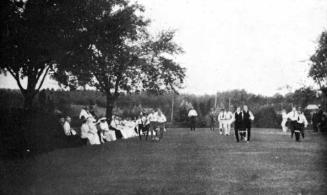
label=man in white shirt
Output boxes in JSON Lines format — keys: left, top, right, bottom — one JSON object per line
{"left": 296, "top": 107, "right": 308, "bottom": 139}
{"left": 136, "top": 112, "right": 151, "bottom": 140}
{"left": 155, "top": 109, "right": 167, "bottom": 141}
{"left": 146, "top": 110, "right": 155, "bottom": 139}
{"left": 218, "top": 108, "right": 234, "bottom": 136}
{"left": 188, "top": 108, "right": 198, "bottom": 131}
{"left": 287, "top": 106, "right": 299, "bottom": 138}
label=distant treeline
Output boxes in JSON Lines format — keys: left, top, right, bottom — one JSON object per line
{"left": 0, "top": 87, "right": 320, "bottom": 128}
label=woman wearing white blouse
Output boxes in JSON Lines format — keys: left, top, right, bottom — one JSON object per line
{"left": 281, "top": 109, "right": 288, "bottom": 133}
{"left": 80, "top": 117, "right": 101, "bottom": 145}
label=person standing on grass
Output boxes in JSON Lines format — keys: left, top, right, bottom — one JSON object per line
{"left": 225, "top": 108, "right": 234, "bottom": 136}
{"left": 242, "top": 105, "right": 254, "bottom": 142}
{"left": 233, "top": 106, "right": 243, "bottom": 142}
{"left": 209, "top": 108, "right": 216, "bottom": 131}
{"left": 217, "top": 108, "right": 225, "bottom": 134}
{"left": 312, "top": 110, "right": 319, "bottom": 132}
{"left": 287, "top": 106, "right": 299, "bottom": 138}
{"left": 155, "top": 108, "right": 167, "bottom": 141}
{"left": 188, "top": 107, "right": 198, "bottom": 131}
{"left": 218, "top": 108, "right": 233, "bottom": 135}
{"left": 147, "top": 109, "right": 158, "bottom": 139}
{"left": 281, "top": 109, "right": 288, "bottom": 133}
{"left": 316, "top": 107, "right": 324, "bottom": 132}
{"left": 296, "top": 107, "right": 308, "bottom": 139}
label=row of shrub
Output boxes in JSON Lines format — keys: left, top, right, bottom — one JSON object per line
{"left": 0, "top": 89, "right": 316, "bottom": 129}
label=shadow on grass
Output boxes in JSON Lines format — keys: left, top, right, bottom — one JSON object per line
{"left": 0, "top": 108, "right": 86, "bottom": 160}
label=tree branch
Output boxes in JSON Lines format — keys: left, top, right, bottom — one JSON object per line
{"left": 36, "top": 66, "right": 50, "bottom": 92}
{"left": 7, "top": 67, "right": 26, "bottom": 94}
{"left": 114, "top": 75, "right": 121, "bottom": 98}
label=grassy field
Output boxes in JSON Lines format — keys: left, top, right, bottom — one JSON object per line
{"left": 1, "top": 128, "right": 327, "bottom": 195}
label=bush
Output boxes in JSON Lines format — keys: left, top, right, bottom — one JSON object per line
{"left": 253, "top": 106, "right": 280, "bottom": 128}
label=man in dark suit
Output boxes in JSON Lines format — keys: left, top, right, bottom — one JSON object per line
{"left": 234, "top": 106, "right": 243, "bottom": 142}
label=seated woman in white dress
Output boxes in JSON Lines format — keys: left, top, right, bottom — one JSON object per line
{"left": 79, "top": 107, "right": 96, "bottom": 122}
{"left": 109, "top": 115, "right": 123, "bottom": 139}
{"left": 119, "top": 119, "right": 138, "bottom": 139}
{"left": 80, "top": 117, "right": 101, "bottom": 145}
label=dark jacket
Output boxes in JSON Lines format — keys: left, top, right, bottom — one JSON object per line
{"left": 234, "top": 112, "right": 245, "bottom": 130}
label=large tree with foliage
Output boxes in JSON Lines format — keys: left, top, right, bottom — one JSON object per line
{"left": 0, "top": 0, "right": 63, "bottom": 109}
{"left": 54, "top": 0, "right": 185, "bottom": 123}
{"left": 309, "top": 31, "right": 327, "bottom": 106}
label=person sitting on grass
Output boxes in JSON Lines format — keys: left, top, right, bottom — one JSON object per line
{"left": 108, "top": 115, "right": 124, "bottom": 140}
{"left": 79, "top": 106, "right": 96, "bottom": 122}
{"left": 63, "top": 116, "right": 77, "bottom": 136}
{"left": 136, "top": 112, "right": 151, "bottom": 140}
{"left": 80, "top": 117, "right": 101, "bottom": 145}
{"left": 97, "top": 117, "right": 116, "bottom": 143}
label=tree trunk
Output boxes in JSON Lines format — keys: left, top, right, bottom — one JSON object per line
{"left": 106, "top": 94, "right": 116, "bottom": 125}
{"left": 322, "top": 88, "right": 327, "bottom": 110}
{"left": 23, "top": 90, "right": 36, "bottom": 110}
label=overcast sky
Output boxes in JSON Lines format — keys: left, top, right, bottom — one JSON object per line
{"left": 1, "top": 0, "right": 327, "bottom": 96}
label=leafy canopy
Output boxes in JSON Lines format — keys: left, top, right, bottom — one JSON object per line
{"left": 54, "top": 0, "right": 185, "bottom": 97}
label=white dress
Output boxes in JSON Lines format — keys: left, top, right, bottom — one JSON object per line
{"left": 80, "top": 121, "right": 100, "bottom": 145}
{"left": 99, "top": 121, "right": 116, "bottom": 142}
{"left": 115, "top": 120, "right": 138, "bottom": 139}
{"left": 281, "top": 112, "right": 288, "bottom": 132}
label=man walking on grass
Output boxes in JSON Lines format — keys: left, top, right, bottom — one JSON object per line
{"left": 209, "top": 108, "right": 216, "bottom": 131}
{"left": 188, "top": 107, "right": 198, "bottom": 131}
{"left": 242, "top": 105, "right": 254, "bottom": 142}
{"left": 287, "top": 106, "right": 299, "bottom": 139}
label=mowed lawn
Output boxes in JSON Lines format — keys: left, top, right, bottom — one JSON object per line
{"left": 1, "top": 128, "right": 327, "bottom": 195}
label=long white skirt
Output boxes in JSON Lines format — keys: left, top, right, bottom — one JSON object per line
{"left": 86, "top": 133, "right": 101, "bottom": 145}
{"left": 281, "top": 120, "right": 288, "bottom": 132}
{"left": 117, "top": 125, "right": 138, "bottom": 139}
{"left": 102, "top": 130, "right": 116, "bottom": 142}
